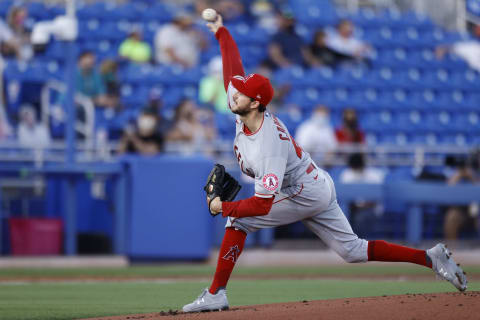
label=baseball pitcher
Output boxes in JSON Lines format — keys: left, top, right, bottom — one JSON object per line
{"left": 183, "top": 13, "right": 467, "bottom": 313}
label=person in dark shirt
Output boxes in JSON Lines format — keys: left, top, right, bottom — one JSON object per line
{"left": 417, "top": 154, "right": 479, "bottom": 240}
{"left": 304, "top": 30, "right": 346, "bottom": 67}
{"left": 76, "top": 51, "right": 108, "bottom": 107}
{"left": 265, "top": 11, "right": 308, "bottom": 70}
{"left": 335, "top": 108, "right": 365, "bottom": 144}
{"left": 117, "top": 109, "right": 164, "bottom": 155}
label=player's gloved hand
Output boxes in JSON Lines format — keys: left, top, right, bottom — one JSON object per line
{"left": 204, "top": 164, "right": 241, "bottom": 216}
{"left": 206, "top": 14, "right": 223, "bottom": 34}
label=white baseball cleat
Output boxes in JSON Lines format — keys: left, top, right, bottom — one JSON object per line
{"left": 427, "top": 243, "right": 467, "bottom": 292}
{"left": 182, "top": 288, "right": 229, "bottom": 313}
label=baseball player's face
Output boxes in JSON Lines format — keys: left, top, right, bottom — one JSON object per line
{"left": 231, "top": 91, "right": 255, "bottom": 116}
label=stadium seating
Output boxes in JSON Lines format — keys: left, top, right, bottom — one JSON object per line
{"left": 1, "top": 0, "right": 478, "bottom": 150}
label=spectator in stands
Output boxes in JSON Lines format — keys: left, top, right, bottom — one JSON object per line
{"left": 199, "top": 56, "right": 228, "bottom": 113}
{"left": 0, "top": 6, "right": 33, "bottom": 61}
{"left": 117, "top": 109, "right": 164, "bottom": 155}
{"left": 250, "top": 0, "right": 278, "bottom": 33}
{"left": 76, "top": 51, "right": 108, "bottom": 107}
{"left": 154, "top": 12, "right": 206, "bottom": 68}
{"left": 435, "top": 23, "right": 480, "bottom": 72}
{"left": 295, "top": 105, "right": 337, "bottom": 162}
{"left": 417, "top": 154, "right": 479, "bottom": 240}
{"left": 99, "top": 59, "right": 121, "bottom": 110}
{"left": 118, "top": 29, "right": 151, "bottom": 64}
{"left": 264, "top": 11, "right": 308, "bottom": 70}
{"left": 304, "top": 30, "right": 344, "bottom": 68}
{"left": 326, "top": 19, "right": 372, "bottom": 64}
{"left": 335, "top": 108, "right": 365, "bottom": 144}
{"left": 166, "top": 99, "right": 216, "bottom": 155}
{"left": 17, "top": 105, "right": 51, "bottom": 148}
{"left": 144, "top": 88, "right": 172, "bottom": 136}
{"left": 443, "top": 155, "right": 479, "bottom": 240}
{"left": 339, "top": 152, "right": 385, "bottom": 237}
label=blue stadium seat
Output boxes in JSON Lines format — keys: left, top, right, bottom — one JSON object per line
{"left": 348, "top": 88, "right": 379, "bottom": 110}
{"left": 409, "top": 89, "right": 438, "bottom": 111}
{"left": 452, "top": 111, "right": 480, "bottom": 133}
{"left": 238, "top": 45, "right": 267, "bottom": 69}
{"left": 450, "top": 70, "right": 480, "bottom": 91}
{"left": 120, "top": 85, "right": 150, "bottom": 108}
{"left": 107, "top": 2, "right": 142, "bottom": 21}
{"left": 374, "top": 48, "right": 408, "bottom": 67}
{"left": 140, "top": 3, "right": 173, "bottom": 22}
{"left": 290, "top": 0, "right": 338, "bottom": 27}
{"left": 467, "top": 0, "right": 480, "bottom": 17}
{"left": 77, "top": 2, "right": 112, "bottom": 20}
{"left": 0, "top": 0, "right": 12, "bottom": 17}
{"left": 26, "top": 2, "right": 51, "bottom": 20}
{"left": 215, "top": 113, "right": 236, "bottom": 139}
{"left": 395, "top": 68, "right": 424, "bottom": 89}
{"left": 376, "top": 89, "right": 410, "bottom": 110}
{"left": 363, "top": 110, "right": 393, "bottom": 132}
{"left": 285, "top": 88, "right": 321, "bottom": 111}
{"left": 423, "top": 111, "right": 452, "bottom": 132}
{"left": 273, "top": 66, "right": 308, "bottom": 88}
{"left": 394, "top": 111, "right": 423, "bottom": 132}
{"left": 438, "top": 133, "right": 469, "bottom": 146}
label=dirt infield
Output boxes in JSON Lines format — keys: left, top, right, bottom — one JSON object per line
{"left": 86, "top": 291, "right": 480, "bottom": 320}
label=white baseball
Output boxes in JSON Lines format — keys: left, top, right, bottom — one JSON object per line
{"left": 202, "top": 8, "right": 217, "bottom": 22}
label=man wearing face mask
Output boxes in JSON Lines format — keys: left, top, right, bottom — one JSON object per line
{"left": 295, "top": 105, "right": 337, "bottom": 161}
{"left": 117, "top": 109, "right": 164, "bottom": 155}
{"left": 335, "top": 108, "right": 365, "bottom": 144}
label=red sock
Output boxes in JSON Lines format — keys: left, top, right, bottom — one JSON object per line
{"left": 368, "top": 240, "right": 432, "bottom": 268}
{"left": 209, "top": 227, "right": 247, "bottom": 294}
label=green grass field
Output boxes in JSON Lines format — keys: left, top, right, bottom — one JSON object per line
{"left": 1, "top": 265, "right": 479, "bottom": 320}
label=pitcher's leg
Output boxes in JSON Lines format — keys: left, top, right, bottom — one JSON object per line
{"left": 209, "top": 227, "right": 247, "bottom": 294}
{"left": 302, "top": 200, "right": 368, "bottom": 263}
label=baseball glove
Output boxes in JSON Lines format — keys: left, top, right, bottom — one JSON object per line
{"left": 204, "top": 164, "right": 241, "bottom": 216}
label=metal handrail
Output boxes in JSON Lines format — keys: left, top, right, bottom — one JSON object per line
{"left": 40, "top": 80, "right": 95, "bottom": 146}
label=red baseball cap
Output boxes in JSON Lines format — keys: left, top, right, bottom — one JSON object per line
{"left": 231, "top": 74, "right": 274, "bottom": 107}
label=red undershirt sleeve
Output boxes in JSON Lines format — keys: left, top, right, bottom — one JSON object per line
{"left": 215, "top": 26, "right": 245, "bottom": 91}
{"left": 222, "top": 196, "right": 274, "bottom": 218}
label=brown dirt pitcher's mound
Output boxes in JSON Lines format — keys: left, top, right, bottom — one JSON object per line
{"left": 85, "top": 291, "right": 480, "bottom": 320}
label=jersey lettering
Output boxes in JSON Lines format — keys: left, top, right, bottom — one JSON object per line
{"left": 234, "top": 145, "right": 255, "bottom": 178}
{"left": 272, "top": 115, "right": 302, "bottom": 159}
{"left": 291, "top": 136, "right": 303, "bottom": 159}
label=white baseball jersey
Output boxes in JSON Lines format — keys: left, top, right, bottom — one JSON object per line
{"left": 227, "top": 82, "right": 316, "bottom": 199}
{"left": 225, "top": 81, "right": 368, "bottom": 263}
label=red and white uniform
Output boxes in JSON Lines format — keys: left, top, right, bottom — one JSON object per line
{"left": 216, "top": 27, "right": 368, "bottom": 263}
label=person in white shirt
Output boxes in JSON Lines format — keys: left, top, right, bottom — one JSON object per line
{"left": 326, "top": 19, "right": 372, "bottom": 61}
{"left": 340, "top": 152, "right": 385, "bottom": 184}
{"left": 295, "top": 104, "right": 337, "bottom": 163}
{"left": 154, "top": 12, "right": 205, "bottom": 68}
{"left": 17, "top": 105, "right": 51, "bottom": 148}
{"left": 436, "top": 23, "right": 480, "bottom": 72}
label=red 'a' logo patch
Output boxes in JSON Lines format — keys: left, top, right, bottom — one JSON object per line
{"left": 222, "top": 245, "right": 240, "bottom": 263}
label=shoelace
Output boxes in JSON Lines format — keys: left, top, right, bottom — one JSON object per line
{"left": 196, "top": 289, "right": 208, "bottom": 300}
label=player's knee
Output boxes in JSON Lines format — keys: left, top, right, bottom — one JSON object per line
{"left": 339, "top": 239, "right": 368, "bottom": 263}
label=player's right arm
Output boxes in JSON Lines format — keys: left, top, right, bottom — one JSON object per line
{"left": 206, "top": 15, "right": 245, "bottom": 91}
